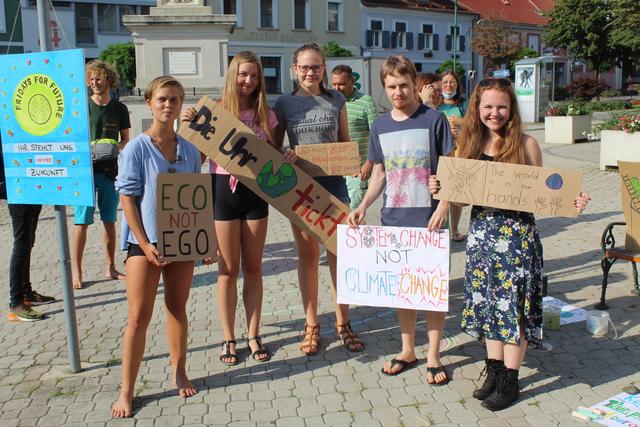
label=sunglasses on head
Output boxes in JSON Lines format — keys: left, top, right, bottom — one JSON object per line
{"left": 478, "top": 78, "right": 512, "bottom": 87}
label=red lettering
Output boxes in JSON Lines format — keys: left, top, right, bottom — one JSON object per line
{"left": 292, "top": 184, "right": 314, "bottom": 211}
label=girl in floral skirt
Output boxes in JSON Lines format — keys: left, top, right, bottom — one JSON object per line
{"left": 430, "top": 78, "right": 590, "bottom": 411}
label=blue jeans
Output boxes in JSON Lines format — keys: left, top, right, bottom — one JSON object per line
{"left": 8, "top": 203, "right": 41, "bottom": 308}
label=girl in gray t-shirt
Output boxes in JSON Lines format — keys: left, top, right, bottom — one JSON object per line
{"left": 274, "top": 43, "right": 364, "bottom": 356}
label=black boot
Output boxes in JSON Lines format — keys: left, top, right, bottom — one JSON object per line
{"left": 473, "top": 359, "right": 505, "bottom": 400}
{"left": 481, "top": 368, "right": 520, "bottom": 411}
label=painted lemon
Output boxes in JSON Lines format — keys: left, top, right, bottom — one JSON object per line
{"left": 13, "top": 74, "right": 64, "bottom": 136}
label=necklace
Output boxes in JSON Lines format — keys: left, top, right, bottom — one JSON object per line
{"left": 149, "top": 135, "right": 180, "bottom": 173}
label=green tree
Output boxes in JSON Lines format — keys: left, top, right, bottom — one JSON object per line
{"left": 322, "top": 41, "right": 353, "bottom": 58}
{"left": 544, "top": 0, "right": 615, "bottom": 80}
{"left": 436, "top": 60, "right": 466, "bottom": 80}
{"left": 100, "top": 42, "right": 136, "bottom": 90}
{"left": 610, "top": 0, "right": 640, "bottom": 75}
{"left": 471, "top": 20, "right": 521, "bottom": 74}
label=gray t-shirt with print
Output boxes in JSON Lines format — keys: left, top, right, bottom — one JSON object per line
{"left": 273, "top": 89, "right": 346, "bottom": 147}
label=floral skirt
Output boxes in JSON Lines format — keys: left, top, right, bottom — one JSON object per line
{"left": 460, "top": 206, "right": 544, "bottom": 349}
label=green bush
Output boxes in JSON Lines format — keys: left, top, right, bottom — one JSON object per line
{"left": 100, "top": 42, "right": 136, "bottom": 90}
{"left": 546, "top": 99, "right": 632, "bottom": 116}
{"left": 601, "top": 89, "right": 621, "bottom": 98}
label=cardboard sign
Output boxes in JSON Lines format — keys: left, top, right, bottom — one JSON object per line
{"left": 0, "top": 49, "right": 94, "bottom": 206}
{"left": 294, "top": 142, "right": 360, "bottom": 177}
{"left": 156, "top": 173, "right": 216, "bottom": 261}
{"left": 618, "top": 161, "right": 640, "bottom": 252}
{"left": 590, "top": 393, "right": 640, "bottom": 426}
{"left": 336, "top": 224, "right": 450, "bottom": 311}
{"left": 434, "top": 157, "right": 583, "bottom": 218}
{"left": 177, "top": 97, "right": 350, "bottom": 255}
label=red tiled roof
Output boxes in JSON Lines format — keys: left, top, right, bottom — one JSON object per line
{"left": 457, "top": 0, "right": 552, "bottom": 26}
{"left": 361, "top": 0, "right": 474, "bottom": 13}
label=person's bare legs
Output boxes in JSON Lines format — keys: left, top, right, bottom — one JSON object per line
{"left": 112, "top": 256, "right": 161, "bottom": 418}
{"left": 382, "top": 309, "right": 418, "bottom": 373}
{"left": 240, "top": 218, "right": 268, "bottom": 358}
{"left": 162, "top": 260, "right": 197, "bottom": 398}
{"left": 104, "top": 222, "right": 125, "bottom": 280}
{"left": 327, "top": 251, "right": 363, "bottom": 351}
{"left": 291, "top": 223, "right": 321, "bottom": 355}
{"left": 215, "top": 219, "right": 241, "bottom": 363}
{"left": 291, "top": 224, "right": 320, "bottom": 326}
{"left": 71, "top": 224, "right": 89, "bottom": 289}
{"left": 502, "top": 330, "right": 527, "bottom": 370}
{"left": 450, "top": 205, "right": 463, "bottom": 240}
{"left": 425, "top": 311, "right": 448, "bottom": 384}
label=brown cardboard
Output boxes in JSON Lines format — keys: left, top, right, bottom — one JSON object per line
{"left": 294, "top": 142, "right": 361, "bottom": 177}
{"left": 177, "top": 96, "right": 351, "bottom": 254}
{"left": 618, "top": 161, "right": 640, "bottom": 252}
{"left": 434, "top": 157, "right": 583, "bottom": 218}
{"left": 156, "top": 173, "right": 217, "bottom": 261}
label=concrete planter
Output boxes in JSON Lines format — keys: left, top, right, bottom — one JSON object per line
{"left": 600, "top": 130, "right": 640, "bottom": 170}
{"left": 545, "top": 115, "right": 591, "bottom": 144}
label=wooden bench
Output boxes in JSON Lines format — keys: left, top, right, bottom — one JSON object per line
{"left": 595, "top": 222, "right": 640, "bottom": 310}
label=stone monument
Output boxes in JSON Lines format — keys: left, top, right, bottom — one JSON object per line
{"left": 121, "top": 0, "right": 235, "bottom": 134}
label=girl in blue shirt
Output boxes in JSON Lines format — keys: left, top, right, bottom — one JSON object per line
{"left": 112, "top": 76, "right": 212, "bottom": 418}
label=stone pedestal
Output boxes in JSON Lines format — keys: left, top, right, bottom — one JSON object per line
{"left": 121, "top": 1, "right": 235, "bottom": 135}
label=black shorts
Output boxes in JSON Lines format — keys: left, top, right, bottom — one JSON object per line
{"left": 213, "top": 174, "right": 269, "bottom": 221}
{"left": 125, "top": 242, "right": 156, "bottom": 263}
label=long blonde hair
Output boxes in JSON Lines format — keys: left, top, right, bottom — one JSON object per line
{"left": 221, "top": 51, "right": 274, "bottom": 145}
{"left": 457, "top": 78, "right": 526, "bottom": 165}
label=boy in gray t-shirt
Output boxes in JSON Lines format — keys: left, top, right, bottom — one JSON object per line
{"left": 347, "top": 56, "right": 452, "bottom": 384}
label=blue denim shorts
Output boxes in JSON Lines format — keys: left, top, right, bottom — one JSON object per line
{"left": 315, "top": 176, "right": 350, "bottom": 205}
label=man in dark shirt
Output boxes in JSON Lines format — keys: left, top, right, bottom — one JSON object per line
{"left": 72, "top": 60, "right": 130, "bottom": 289}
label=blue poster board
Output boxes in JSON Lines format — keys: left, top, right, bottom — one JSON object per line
{"left": 0, "top": 49, "right": 94, "bottom": 206}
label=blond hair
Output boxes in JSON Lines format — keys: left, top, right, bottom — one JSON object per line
{"left": 221, "top": 51, "right": 274, "bottom": 145}
{"left": 380, "top": 55, "right": 417, "bottom": 86}
{"left": 144, "top": 76, "right": 185, "bottom": 102}
{"left": 457, "top": 79, "right": 526, "bottom": 165}
{"left": 86, "top": 60, "right": 119, "bottom": 90}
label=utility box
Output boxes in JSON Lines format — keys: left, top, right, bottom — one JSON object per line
{"left": 515, "top": 56, "right": 569, "bottom": 122}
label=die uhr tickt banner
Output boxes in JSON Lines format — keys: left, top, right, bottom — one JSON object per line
{"left": 0, "top": 49, "right": 94, "bottom": 206}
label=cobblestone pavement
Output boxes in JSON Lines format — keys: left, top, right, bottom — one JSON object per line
{"left": 1, "top": 128, "right": 639, "bottom": 426}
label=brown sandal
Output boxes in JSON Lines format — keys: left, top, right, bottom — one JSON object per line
{"left": 337, "top": 321, "right": 365, "bottom": 352}
{"left": 300, "top": 323, "right": 321, "bottom": 356}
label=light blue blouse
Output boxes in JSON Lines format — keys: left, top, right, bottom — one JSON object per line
{"left": 115, "top": 133, "right": 201, "bottom": 250}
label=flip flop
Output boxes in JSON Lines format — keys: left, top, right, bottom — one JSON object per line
{"left": 452, "top": 233, "right": 465, "bottom": 242}
{"left": 426, "top": 365, "right": 450, "bottom": 386}
{"left": 381, "top": 358, "right": 418, "bottom": 376}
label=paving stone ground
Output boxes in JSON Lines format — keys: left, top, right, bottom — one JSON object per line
{"left": 1, "top": 127, "right": 639, "bottom": 426}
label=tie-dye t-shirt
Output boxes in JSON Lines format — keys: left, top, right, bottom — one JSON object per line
{"left": 368, "top": 103, "right": 453, "bottom": 227}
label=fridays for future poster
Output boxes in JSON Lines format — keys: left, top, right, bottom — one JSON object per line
{"left": 0, "top": 49, "right": 94, "bottom": 206}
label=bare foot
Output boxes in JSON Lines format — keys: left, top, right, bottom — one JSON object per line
{"left": 72, "top": 270, "right": 83, "bottom": 290}
{"left": 111, "top": 392, "right": 133, "bottom": 418}
{"left": 173, "top": 372, "right": 197, "bottom": 398}
{"left": 107, "top": 264, "right": 126, "bottom": 281}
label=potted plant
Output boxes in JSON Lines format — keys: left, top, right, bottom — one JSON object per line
{"left": 597, "top": 113, "right": 640, "bottom": 170}
{"left": 545, "top": 102, "right": 591, "bottom": 144}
